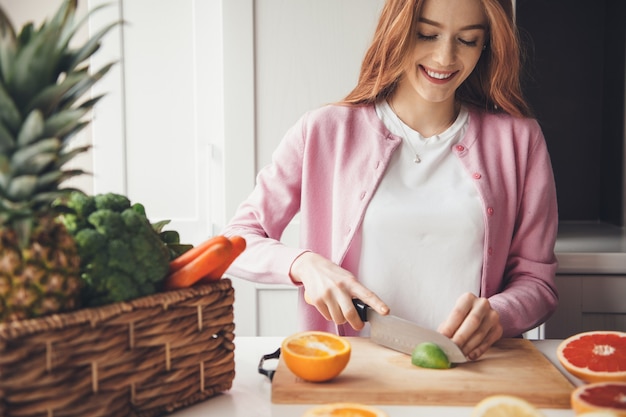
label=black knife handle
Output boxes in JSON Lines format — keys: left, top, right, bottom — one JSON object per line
{"left": 352, "top": 298, "right": 369, "bottom": 322}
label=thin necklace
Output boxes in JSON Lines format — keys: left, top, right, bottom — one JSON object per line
{"left": 398, "top": 121, "right": 422, "bottom": 164}
{"left": 388, "top": 101, "right": 425, "bottom": 163}
{"left": 388, "top": 100, "right": 459, "bottom": 164}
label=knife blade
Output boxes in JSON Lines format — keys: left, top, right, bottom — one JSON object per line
{"left": 352, "top": 298, "right": 467, "bottom": 363}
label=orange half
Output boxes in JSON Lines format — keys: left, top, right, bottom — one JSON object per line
{"left": 301, "top": 403, "right": 388, "bottom": 417}
{"left": 281, "top": 331, "right": 351, "bottom": 382}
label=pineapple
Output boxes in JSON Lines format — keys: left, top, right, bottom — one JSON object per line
{"left": 0, "top": 0, "right": 116, "bottom": 322}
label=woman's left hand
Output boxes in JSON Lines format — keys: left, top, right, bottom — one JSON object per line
{"left": 437, "top": 293, "right": 503, "bottom": 361}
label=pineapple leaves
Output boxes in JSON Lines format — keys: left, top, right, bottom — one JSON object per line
{"left": 16, "top": 109, "right": 44, "bottom": 147}
{"left": 78, "top": 94, "right": 106, "bottom": 112}
{"left": 10, "top": 22, "right": 67, "bottom": 110}
{"left": 0, "top": 0, "right": 117, "bottom": 228}
{"left": 0, "top": 153, "right": 8, "bottom": 189}
{"left": 0, "top": 6, "right": 16, "bottom": 40}
{"left": 59, "top": 62, "right": 115, "bottom": 111}
{"left": 64, "top": 21, "right": 119, "bottom": 74}
{"left": 58, "top": 121, "right": 90, "bottom": 145}
{"left": 23, "top": 69, "right": 88, "bottom": 116}
{"left": 24, "top": 63, "right": 112, "bottom": 118}
{"left": 0, "top": 119, "right": 15, "bottom": 153}
{"left": 0, "top": 5, "right": 17, "bottom": 86}
{"left": 0, "top": 80, "right": 21, "bottom": 133}
{"left": 14, "top": 154, "right": 57, "bottom": 176}
{"left": 5, "top": 0, "right": 79, "bottom": 110}
{"left": 7, "top": 216, "right": 33, "bottom": 248}
{"left": 37, "top": 169, "right": 86, "bottom": 192}
{"left": 57, "top": 2, "right": 113, "bottom": 73}
{"left": 6, "top": 175, "right": 37, "bottom": 200}
{"left": 56, "top": 145, "right": 91, "bottom": 169}
{"left": 43, "top": 108, "right": 88, "bottom": 139}
{"left": 3, "top": 0, "right": 118, "bottom": 118}
{"left": 11, "top": 137, "right": 61, "bottom": 174}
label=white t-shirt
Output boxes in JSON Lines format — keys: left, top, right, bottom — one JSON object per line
{"left": 357, "top": 101, "right": 484, "bottom": 332}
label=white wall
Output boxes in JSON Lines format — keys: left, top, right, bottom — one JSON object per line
{"left": 254, "top": 1, "right": 383, "bottom": 170}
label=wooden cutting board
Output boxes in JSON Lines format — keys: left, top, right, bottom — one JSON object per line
{"left": 271, "top": 337, "right": 574, "bottom": 408}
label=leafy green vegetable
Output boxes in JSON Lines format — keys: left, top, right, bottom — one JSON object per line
{"left": 59, "top": 192, "right": 172, "bottom": 306}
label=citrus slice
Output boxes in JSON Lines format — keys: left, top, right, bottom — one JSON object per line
{"left": 471, "top": 395, "right": 546, "bottom": 417}
{"left": 571, "top": 382, "right": 626, "bottom": 416}
{"left": 556, "top": 331, "right": 626, "bottom": 383}
{"left": 301, "top": 402, "right": 388, "bottom": 417}
{"left": 281, "top": 331, "right": 351, "bottom": 382}
{"left": 411, "top": 342, "right": 451, "bottom": 369}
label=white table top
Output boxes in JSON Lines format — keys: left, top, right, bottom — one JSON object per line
{"left": 170, "top": 337, "right": 583, "bottom": 417}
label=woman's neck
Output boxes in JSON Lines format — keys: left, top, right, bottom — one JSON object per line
{"left": 388, "top": 93, "right": 460, "bottom": 138}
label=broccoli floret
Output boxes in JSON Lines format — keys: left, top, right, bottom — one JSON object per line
{"left": 87, "top": 209, "right": 125, "bottom": 237}
{"left": 68, "top": 192, "right": 97, "bottom": 218}
{"left": 60, "top": 192, "right": 172, "bottom": 307}
{"left": 107, "top": 239, "right": 135, "bottom": 275}
{"left": 131, "top": 202, "right": 146, "bottom": 217}
{"left": 74, "top": 228, "right": 107, "bottom": 258}
{"left": 60, "top": 192, "right": 97, "bottom": 233}
{"left": 94, "top": 193, "right": 131, "bottom": 212}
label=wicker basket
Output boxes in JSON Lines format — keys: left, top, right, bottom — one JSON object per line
{"left": 0, "top": 278, "right": 235, "bottom": 417}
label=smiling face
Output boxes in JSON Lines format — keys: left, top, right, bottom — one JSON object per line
{"left": 397, "top": 0, "right": 488, "bottom": 108}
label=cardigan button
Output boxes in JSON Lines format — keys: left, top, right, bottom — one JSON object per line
{"left": 487, "top": 207, "right": 494, "bottom": 215}
{"left": 473, "top": 172, "right": 482, "bottom": 179}
{"left": 488, "top": 247, "right": 493, "bottom": 255}
{"left": 455, "top": 145, "right": 465, "bottom": 152}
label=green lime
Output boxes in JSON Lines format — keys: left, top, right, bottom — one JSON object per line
{"left": 411, "top": 342, "right": 451, "bottom": 369}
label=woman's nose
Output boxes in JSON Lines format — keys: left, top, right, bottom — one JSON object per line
{"left": 432, "top": 40, "right": 456, "bottom": 66}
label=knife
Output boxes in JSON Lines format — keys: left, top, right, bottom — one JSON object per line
{"left": 352, "top": 298, "right": 468, "bottom": 363}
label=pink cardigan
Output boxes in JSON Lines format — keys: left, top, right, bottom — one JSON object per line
{"left": 222, "top": 104, "right": 559, "bottom": 338}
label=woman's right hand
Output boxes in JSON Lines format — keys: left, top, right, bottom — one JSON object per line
{"left": 289, "top": 251, "right": 389, "bottom": 330}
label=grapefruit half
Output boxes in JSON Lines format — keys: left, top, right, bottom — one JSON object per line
{"left": 556, "top": 331, "right": 626, "bottom": 383}
{"left": 571, "top": 381, "right": 626, "bottom": 416}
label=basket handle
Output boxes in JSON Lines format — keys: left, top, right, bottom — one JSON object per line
{"left": 257, "top": 347, "right": 281, "bottom": 382}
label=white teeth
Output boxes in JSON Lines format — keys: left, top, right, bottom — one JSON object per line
{"left": 425, "top": 69, "right": 452, "bottom": 80}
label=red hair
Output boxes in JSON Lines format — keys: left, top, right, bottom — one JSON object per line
{"left": 341, "top": 0, "right": 532, "bottom": 118}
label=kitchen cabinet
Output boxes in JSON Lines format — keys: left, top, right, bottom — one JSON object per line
{"left": 545, "top": 223, "right": 626, "bottom": 339}
{"left": 544, "top": 275, "right": 626, "bottom": 339}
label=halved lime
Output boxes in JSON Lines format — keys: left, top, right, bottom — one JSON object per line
{"left": 411, "top": 342, "right": 451, "bottom": 369}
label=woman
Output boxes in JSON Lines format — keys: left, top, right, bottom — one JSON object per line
{"left": 222, "top": 0, "right": 558, "bottom": 361}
